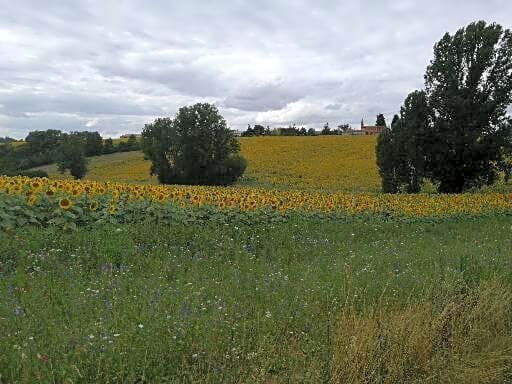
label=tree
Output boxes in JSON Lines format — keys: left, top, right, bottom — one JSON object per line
{"left": 307, "top": 128, "right": 317, "bottom": 136}
{"left": 337, "top": 124, "right": 350, "bottom": 134}
{"left": 142, "top": 103, "right": 246, "bottom": 185}
{"left": 242, "top": 124, "right": 254, "bottom": 137}
{"left": 321, "top": 123, "right": 331, "bottom": 135}
{"left": 82, "top": 131, "right": 103, "bottom": 156}
{"left": 253, "top": 124, "right": 265, "bottom": 136}
{"left": 376, "top": 114, "right": 387, "bottom": 127}
{"left": 376, "top": 126, "right": 397, "bottom": 193}
{"left": 126, "top": 134, "right": 139, "bottom": 150}
{"left": 377, "top": 92, "right": 432, "bottom": 193}
{"left": 25, "top": 130, "right": 63, "bottom": 153}
{"left": 394, "top": 91, "right": 431, "bottom": 193}
{"left": 54, "top": 133, "right": 88, "bottom": 179}
{"left": 425, "top": 20, "right": 512, "bottom": 193}
{"left": 103, "top": 138, "right": 115, "bottom": 154}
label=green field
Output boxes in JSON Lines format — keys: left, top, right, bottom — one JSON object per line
{"left": 4, "top": 136, "right": 512, "bottom": 383}
{"left": 2, "top": 215, "right": 512, "bottom": 383}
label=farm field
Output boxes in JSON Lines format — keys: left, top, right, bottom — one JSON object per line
{"left": 33, "top": 136, "right": 382, "bottom": 192}
{"left": 30, "top": 136, "right": 512, "bottom": 193}
{"left": 2, "top": 215, "right": 512, "bottom": 383}
{"left": 2, "top": 137, "right": 512, "bottom": 382}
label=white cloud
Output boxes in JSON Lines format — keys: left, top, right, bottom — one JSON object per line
{"left": 0, "top": 0, "right": 511, "bottom": 138}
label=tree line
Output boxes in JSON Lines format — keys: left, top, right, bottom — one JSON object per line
{"left": 242, "top": 114, "right": 387, "bottom": 137}
{"left": 377, "top": 20, "right": 512, "bottom": 193}
{"left": 0, "top": 130, "right": 141, "bottom": 179}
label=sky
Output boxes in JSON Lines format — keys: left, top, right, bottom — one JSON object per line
{"left": 0, "top": 0, "right": 511, "bottom": 139}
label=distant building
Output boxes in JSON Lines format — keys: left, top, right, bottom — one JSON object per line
{"left": 231, "top": 129, "right": 241, "bottom": 137}
{"left": 360, "top": 119, "right": 385, "bottom": 135}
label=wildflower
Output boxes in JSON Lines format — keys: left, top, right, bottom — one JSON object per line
{"left": 13, "top": 306, "right": 24, "bottom": 317}
{"left": 137, "top": 323, "right": 144, "bottom": 329}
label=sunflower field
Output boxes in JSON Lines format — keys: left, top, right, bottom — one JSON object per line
{"left": 1, "top": 175, "right": 511, "bottom": 231}
{"left": 32, "top": 136, "right": 382, "bottom": 191}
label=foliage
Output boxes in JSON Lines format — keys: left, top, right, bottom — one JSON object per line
{"left": 242, "top": 124, "right": 269, "bottom": 136}
{"left": 375, "top": 113, "right": 387, "bottom": 127}
{"left": 81, "top": 131, "right": 104, "bottom": 156}
{"left": 425, "top": 20, "right": 512, "bottom": 193}
{"left": 377, "top": 91, "right": 431, "bottom": 193}
{"left": 379, "top": 21, "right": 512, "bottom": 194}
{"left": 376, "top": 127, "right": 397, "bottom": 193}
{"left": 54, "top": 134, "right": 88, "bottom": 179}
{"left": 102, "top": 138, "right": 116, "bottom": 154}
{"left": 142, "top": 103, "right": 246, "bottom": 186}
{"left": 116, "top": 134, "right": 141, "bottom": 152}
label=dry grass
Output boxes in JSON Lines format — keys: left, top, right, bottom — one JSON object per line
{"left": 332, "top": 281, "right": 512, "bottom": 384}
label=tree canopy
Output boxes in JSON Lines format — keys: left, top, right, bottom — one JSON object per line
{"left": 377, "top": 20, "right": 512, "bottom": 194}
{"left": 142, "top": 103, "right": 246, "bottom": 185}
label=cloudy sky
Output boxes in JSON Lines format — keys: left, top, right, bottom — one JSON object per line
{"left": 0, "top": 0, "right": 511, "bottom": 138}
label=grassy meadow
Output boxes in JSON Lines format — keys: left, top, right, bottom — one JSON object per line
{"left": 2, "top": 215, "right": 512, "bottom": 383}
{"left": 2, "top": 136, "right": 512, "bottom": 383}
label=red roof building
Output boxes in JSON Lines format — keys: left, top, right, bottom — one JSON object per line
{"left": 360, "top": 119, "right": 385, "bottom": 135}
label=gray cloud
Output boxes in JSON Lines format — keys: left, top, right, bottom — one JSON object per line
{"left": 0, "top": 0, "right": 511, "bottom": 138}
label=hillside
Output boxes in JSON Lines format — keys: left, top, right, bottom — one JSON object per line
{"left": 33, "top": 136, "right": 381, "bottom": 192}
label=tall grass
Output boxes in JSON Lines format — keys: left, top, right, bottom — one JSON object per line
{"left": 332, "top": 280, "right": 512, "bottom": 383}
{"left": 1, "top": 215, "right": 512, "bottom": 382}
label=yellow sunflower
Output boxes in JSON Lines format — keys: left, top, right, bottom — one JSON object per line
{"left": 59, "top": 198, "right": 73, "bottom": 210}
{"left": 89, "top": 201, "right": 100, "bottom": 212}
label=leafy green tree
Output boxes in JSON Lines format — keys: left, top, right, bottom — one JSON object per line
{"left": 376, "top": 114, "right": 387, "bottom": 127}
{"left": 142, "top": 103, "right": 246, "bottom": 185}
{"left": 307, "top": 128, "right": 317, "bottom": 136}
{"left": 376, "top": 126, "right": 398, "bottom": 193}
{"left": 0, "top": 143, "right": 18, "bottom": 175}
{"left": 321, "top": 123, "right": 331, "bottom": 135}
{"left": 25, "top": 130, "right": 63, "bottom": 153}
{"left": 102, "top": 138, "right": 115, "bottom": 154}
{"left": 394, "top": 91, "right": 431, "bottom": 193}
{"left": 253, "top": 124, "right": 266, "bottom": 136}
{"left": 82, "top": 131, "right": 103, "bottom": 156}
{"left": 126, "top": 134, "right": 139, "bottom": 150}
{"left": 425, "top": 20, "right": 512, "bottom": 192}
{"left": 54, "top": 133, "right": 88, "bottom": 179}
{"left": 377, "top": 92, "right": 431, "bottom": 193}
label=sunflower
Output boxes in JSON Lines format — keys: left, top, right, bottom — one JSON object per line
{"left": 108, "top": 204, "right": 117, "bottom": 215}
{"left": 59, "top": 198, "right": 73, "bottom": 210}
{"left": 89, "top": 201, "right": 100, "bottom": 212}
{"left": 27, "top": 194, "right": 38, "bottom": 206}
{"left": 45, "top": 188, "right": 56, "bottom": 197}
